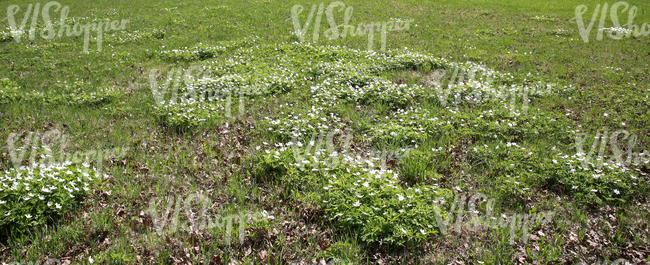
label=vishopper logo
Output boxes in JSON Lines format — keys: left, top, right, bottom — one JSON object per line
{"left": 148, "top": 64, "right": 210, "bottom": 106}
{"left": 5, "top": 128, "right": 128, "bottom": 175}
{"left": 148, "top": 65, "right": 266, "bottom": 120}
{"left": 291, "top": 1, "right": 414, "bottom": 51}
{"left": 289, "top": 129, "right": 411, "bottom": 170}
{"left": 146, "top": 192, "right": 266, "bottom": 245}
{"left": 432, "top": 193, "right": 555, "bottom": 244}
{"left": 575, "top": 129, "right": 649, "bottom": 170}
{"left": 4, "top": 1, "right": 129, "bottom": 53}
{"left": 426, "top": 68, "right": 551, "bottom": 117}
{"left": 574, "top": 1, "right": 650, "bottom": 43}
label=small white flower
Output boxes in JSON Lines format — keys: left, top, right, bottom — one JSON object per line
{"left": 25, "top": 214, "right": 32, "bottom": 219}
{"left": 55, "top": 203, "right": 62, "bottom": 209}
{"left": 420, "top": 229, "right": 426, "bottom": 235}
{"left": 613, "top": 189, "right": 620, "bottom": 195}
{"left": 38, "top": 195, "right": 45, "bottom": 200}
{"left": 0, "top": 200, "right": 5, "bottom": 204}
{"left": 552, "top": 159, "right": 558, "bottom": 164}
{"left": 397, "top": 194, "right": 405, "bottom": 201}
{"left": 5, "top": 212, "right": 10, "bottom": 216}
{"left": 591, "top": 189, "right": 598, "bottom": 193}
{"left": 604, "top": 113, "right": 608, "bottom": 117}
{"left": 353, "top": 201, "right": 361, "bottom": 207}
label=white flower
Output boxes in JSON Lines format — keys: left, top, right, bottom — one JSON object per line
{"left": 353, "top": 201, "right": 361, "bottom": 207}
{"left": 604, "top": 113, "right": 608, "bottom": 117}
{"left": 420, "top": 229, "right": 426, "bottom": 235}
{"left": 613, "top": 189, "right": 620, "bottom": 195}
{"left": 0, "top": 200, "right": 5, "bottom": 204}
{"left": 552, "top": 159, "right": 558, "bottom": 164}
{"left": 55, "top": 203, "right": 62, "bottom": 209}
{"left": 401, "top": 228, "right": 407, "bottom": 234}
{"left": 591, "top": 189, "right": 598, "bottom": 193}
{"left": 38, "top": 195, "right": 45, "bottom": 200}
{"left": 25, "top": 214, "right": 32, "bottom": 219}
{"left": 5, "top": 212, "right": 10, "bottom": 216}
{"left": 397, "top": 194, "right": 405, "bottom": 201}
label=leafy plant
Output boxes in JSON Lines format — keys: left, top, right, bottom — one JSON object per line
{"left": 0, "top": 162, "right": 103, "bottom": 236}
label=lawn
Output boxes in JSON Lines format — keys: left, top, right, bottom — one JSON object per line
{"left": 0, "top": 0, "right": 649, "bottom": 264}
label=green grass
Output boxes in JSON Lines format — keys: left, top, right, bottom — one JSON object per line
{"left": 1, "top": 0, "right": 649, "bottom": 264}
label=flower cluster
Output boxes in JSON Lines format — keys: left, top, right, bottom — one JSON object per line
{"left": 0, "top": 162, "right": 103, "bottom": 234}
{"left": 471, "top": 142, "right": 641, "bottom": 204}
{"left": 261, "top": 105, "right": 345, "bottom": 140}
{"left": 255, "top": 144, "right": 452, "bottom": 246}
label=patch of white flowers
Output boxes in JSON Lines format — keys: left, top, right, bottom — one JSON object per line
{"left": 0, "top": 162, "right": 102, "bottom": 229}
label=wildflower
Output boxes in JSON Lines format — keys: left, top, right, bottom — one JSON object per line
{"left": 614, "top": 189, "right": 620, "bottom": 195}
{"left": 25, "top": 214, "right": 32, "bottom": 219}
{"left": 55, "top": 203, "right": 62, "bottom": 209}
{"left": 397, "top": 194, "right": 405, "bottom": 201}
{"left": 353, "top": 201, "right": 361, "bottom": 207}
